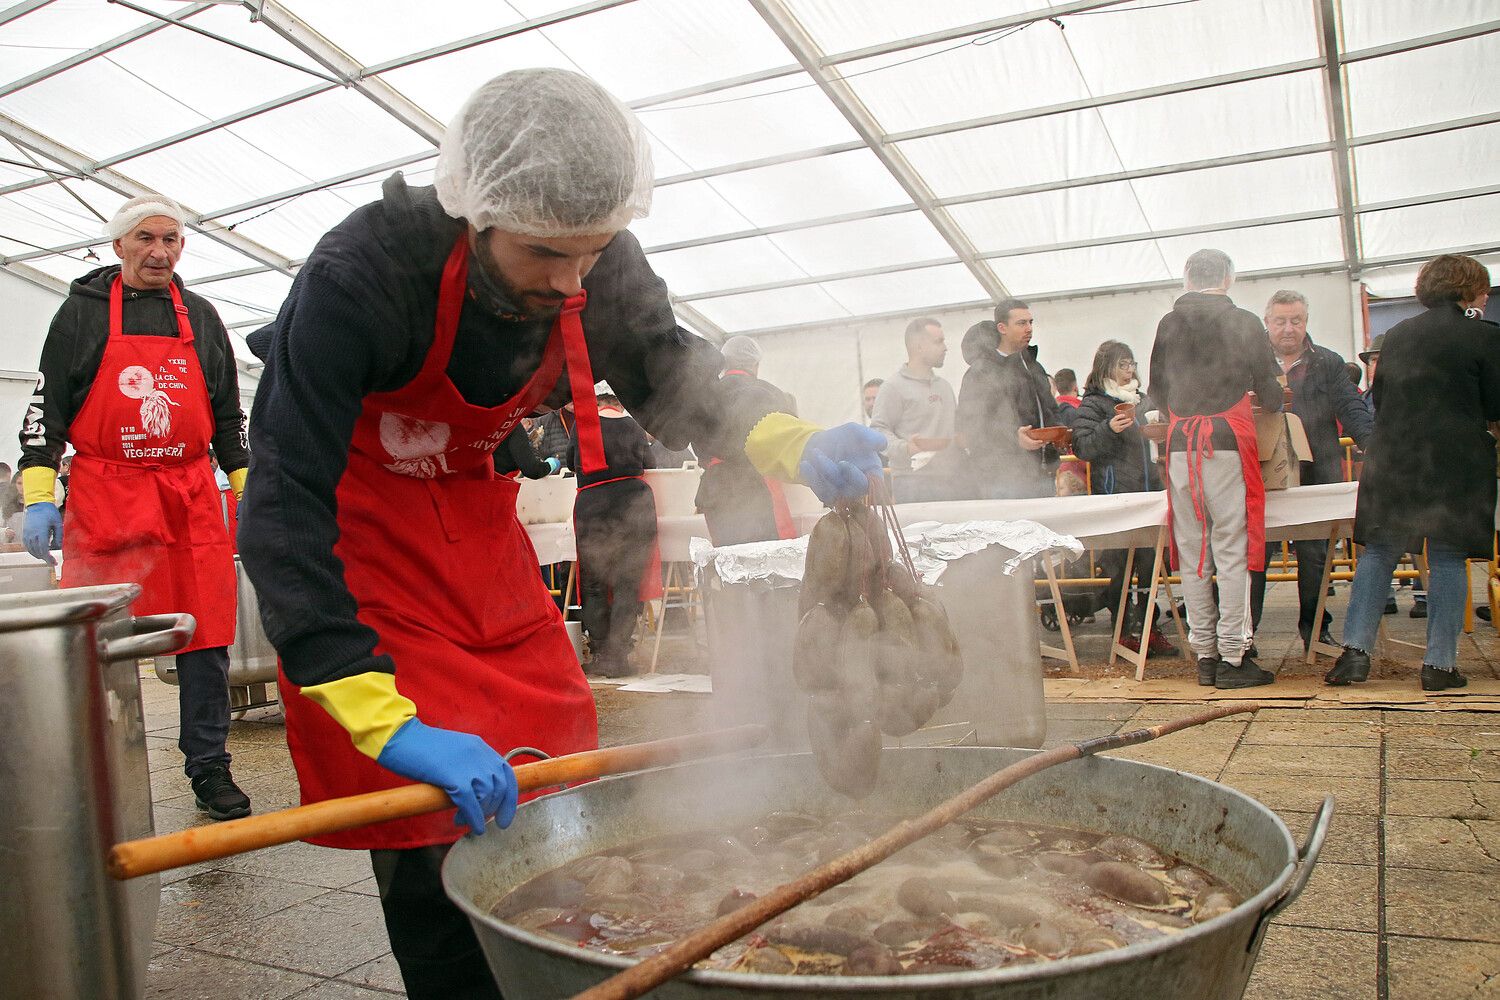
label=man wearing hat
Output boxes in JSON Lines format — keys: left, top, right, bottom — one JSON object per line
{"left": 1359, "top": 334, "right": 1385, "bottom": 390}
{"left": 693, "top": 335, "right": 802, "bottom": 545}
{"left": 19, "top": 195, "right": 251, "bottom": 820}
{"left": 239, "top": 68, "right": 883, "bottom": 997}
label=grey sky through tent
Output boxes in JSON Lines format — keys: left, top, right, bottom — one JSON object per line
{"left": 0, "top": 0, "right": 1497, "bottom": 394}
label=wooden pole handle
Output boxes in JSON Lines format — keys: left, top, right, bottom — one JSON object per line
{"left": 108, "top": 724, "right": 767, "bottom": 880}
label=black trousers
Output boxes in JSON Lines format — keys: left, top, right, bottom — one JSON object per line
{"left": 1249, "top": 539, "right": 1332, "bottom": 640}
{"left": 176, "top": 645, "right": 231, "bottom": 778}
{"left": 1099, "top": 547, "right": 1160, "bottom": 632}
{"left": 574, "top": 481, "right": 657, "bottom": 661}
{"left": 371, "top": 844, "right": 503, "bottom": 1000}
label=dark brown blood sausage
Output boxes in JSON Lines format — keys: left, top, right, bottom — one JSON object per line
{"left": 800, "top": 512, "right": 853, "bottom": 614}
{"left": 792, "top": 604, "right": 842, "bottom": 693}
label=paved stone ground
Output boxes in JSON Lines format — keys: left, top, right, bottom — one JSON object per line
{"left": 139, "top": 579, "right": 1500, "bottom": 999}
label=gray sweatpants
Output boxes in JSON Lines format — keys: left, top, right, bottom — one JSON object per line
{"left": 1168, "top": 451, "right": 1252, "bottom": 665}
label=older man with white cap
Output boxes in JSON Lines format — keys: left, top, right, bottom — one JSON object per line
{"left": 19, "top": 194, "right": 250, "bottom": 819}
{"left": 239, "top": 68, "right": 882, "bottom": 997}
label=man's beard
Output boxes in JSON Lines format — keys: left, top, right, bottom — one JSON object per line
{"left": 469, "top": 237, "right": 566, "bottom": 318}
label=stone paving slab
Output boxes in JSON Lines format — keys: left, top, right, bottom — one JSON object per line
{"left": 1385, "top": 866, "right": 1500, "bottom": 943}
{"left": 1271, "top": 861, "right": 1379, "bottom": 933}
{"left": 145, "top": 947, "right": 320, "bottom": 1000}
{"left": 290, "top": 980, "right": 399, "bottom": 999}
{"left": 1385, "top": 778, "right": 1499, "bottom": 819}
{"left": 1222, "top": 743, "right": 1381, "bottom": 780}
{"left": 1278, "top": 809, "right": 1379, "bottom": 865}
{"left": 338, "top": 953, "right": 405, "bottom": 993}
{"left": 1243, "top": 926, "right": 1378, "bottom": 1000}
{"left": 156, "top": 871, "right": 326, "bottom": 947}
{"left": 1384, "top": 816, "right": 1500, "bottom": 874}
{"left": 1385, "top": 935, "right": 1500, "bottom": 999}
{"left": 1387, "top": 748, "right": 1500, "bottom": 782}
{"left": 1241, "top": 719, "right": 1382, "bottom": 747}
{"left": 193, "top": 890, "right": 391, "bottom": 979}
{"left": 1217, "top": 772, "right": 1380, "bottom": 815}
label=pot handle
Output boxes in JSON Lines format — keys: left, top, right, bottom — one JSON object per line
{"left": 1251, "top": 794, "right": 1334, "bottom": 944}
{"left": 104, "top": 613, "right": 198, "bottom": 662}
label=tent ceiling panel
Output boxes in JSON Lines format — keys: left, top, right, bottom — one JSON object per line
{"left": 0, "top": 55, "right": 210, "bottom": 160}
{"left": 629, "top": 178, "right": 757, "bottom": 248}
{"left": 1094, "top": 70, "right": 1329, "bottom": 170}
{"left": 212, "top": 189, "right": 368, "bottom": 263}
{"left": 948, "top": 182, "right": 1149, "bottom": 255}
{"left": 1345, "top": 33, "right": 1500, "bottom": 138}
{"left": 293, "top": 1, "right": 537, "bottom": 66}
{"left": 1358, "top": 191, "right": 1500, "bottom": 262}
{"left": 190, "top": 268, "right": 294, "bottom": 320}
{"left": 114, "top": 128, "right": 316, "bottom": 212}
{"left": 168, "top": 239, "right": 267, "bottom": 284}
{"left": 15, "top": 250, "right": 96, "bottom": 285}
{"left": 895, "top": 109, "right": 1124, "bottom": 199}
{"left": 0, "top": 0, "right": 186, "bottom": 78}
{"left": 633, "top": 74, "right": 859, "bottom": 172}
{"left": 1155, "top": 217, "right": 1345, "bottom": 275}
{"left": 376, "top": 27, "right": 578, "bottom": 124}
{"left": 782, "top": 0, "right": 1035, "bottom": 55}
{"left": 689, "top": 281, "right": 850, "bottom": 331}
{"left": 835, "top": 26, "right": 1088, "bottom": 136}
{"left": 695, "top": 148, "right": 911, "bottom": 228}
{"left": 1353, "top": 122, "right": 1500, "bottom": 205}
{"left": 1338, "top": 0, "right": 1497, "bottom": 52}
{"left": 765, "top": 211, "right": 953, "bottom": 274}
{"left": 1050, "top": 0, "right": 1317, "bottom": 96}
{"left": 0, "top": 174, "right": 122, "bottom": 245}
{"left": 1127, "top": 152, "right": 1339, "bottom": 230}
{"left": 988, "top": 240, "right": 1170, "bottom": 295}
{"left": 1361, "top": 251, "right": 1500, "bottom": 300}
{"left": 817, "top": 261, "right": 987, "bottom": 315}
{"left": 325, "top": 162, "right": 439, "bottom": 219}
{"left": 646, "top": 236, "right": 808, "bottom": 296}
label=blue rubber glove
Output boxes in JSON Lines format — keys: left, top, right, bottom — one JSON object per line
{"left": 23, "top": 502, "right": 62, "bottom": 566}
{"left": 544, "top": 456, "right": 561, "bottom": 475}
{"left": 799, "top": 423, "right": 886, "bottom": 503}
{"left": 375, "top": 718, "right": 519, "bottom": 836}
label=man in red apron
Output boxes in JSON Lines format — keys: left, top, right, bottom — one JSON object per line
{"left": 238, "top": 68, "right": 884, "bottom": 999}
{"left": 695, "top": 337, "right": 801, "bottom": 545}
{"left": 19, "top": 195, "right": 250, "bottom": 819}
{"left": 1147, "top": 249, "right": 1282, "bottom": 690}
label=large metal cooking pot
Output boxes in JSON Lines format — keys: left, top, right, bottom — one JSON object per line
{"left": 445, "top": 748, "right": 1330, "bottom": 999}
{"left": 0, "top": 584, "right": 196, "bottom": 1000}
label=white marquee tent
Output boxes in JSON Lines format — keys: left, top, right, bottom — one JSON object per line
{"left": 0, "top": 0, "right": 1497, "bottom": 443}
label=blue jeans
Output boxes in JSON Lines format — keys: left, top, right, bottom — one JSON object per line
{"left": 177, "top": 645, "right": 233, "bottom": 777}
{"left": 1342, "top": 538, "right": 1468, "bottom": 669}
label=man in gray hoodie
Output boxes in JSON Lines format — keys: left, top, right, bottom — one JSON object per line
{"left": 870, "top": 316, "right": 957, "bottom": 471}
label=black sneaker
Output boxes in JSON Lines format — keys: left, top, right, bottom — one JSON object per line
{"left": 191, "top": 765, "right": 251, "bottom": 821}
{"left": 1215, "top": 656, "right": 1275, "bottom": 689}
{"left": 1409, "top": 599, "right": 1428, "bottom": 619}
{"left": 1302, "top": 627, "right": 1337, "bottom": 651}
{"left": 1197, "top": 656, "right": 1219, "bottom": 686}
{"left": 1324, "top": 647, "right": 1371, "bottom": 686}
{"left": 1383, "top": 597, "right": 1398, "bottom": 615}
{"left": 1478, "top": 606, "right": 1493, "bottom": 623}
{"left": 1244, "top": 642, "right": 1259, "bottom": 659}
{"left": 1421, "top": 665, "right": 1467, "bottom": 691}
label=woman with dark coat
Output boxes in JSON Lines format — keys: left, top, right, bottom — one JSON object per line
{"left": 1328, "top": 254, "right": 1500, "bottom": 690}
{"left": 1070, "top": 340, "right": 1177, "bottom": 658}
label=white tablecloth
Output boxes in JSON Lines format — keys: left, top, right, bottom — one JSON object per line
{"left": 523, "top": 483, "right": 1363, "bottom": 566}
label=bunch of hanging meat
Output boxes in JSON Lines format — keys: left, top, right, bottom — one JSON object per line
{"left": 793, "top": 498, "right": 963, "bottom": 798}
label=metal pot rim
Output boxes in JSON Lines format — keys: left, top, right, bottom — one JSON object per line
{"left": 445, "top": 748, "right": 1303, "bottom": 992}
{"left": 0, "top": 583, "right": 140, "bottom": 635}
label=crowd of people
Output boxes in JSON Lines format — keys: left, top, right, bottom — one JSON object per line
{"left": 864, "top": 249, "right": 1500, "bottom": 691}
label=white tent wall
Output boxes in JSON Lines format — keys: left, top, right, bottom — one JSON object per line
{"left": 0, "top": 269, "right": 58, "bottom": 469}
{"left": 756, "top": 270, "right": 1358, "bottom": 430}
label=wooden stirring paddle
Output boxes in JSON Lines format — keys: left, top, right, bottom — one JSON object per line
{"left": 109, "top": 724, "right": 767, "bottom": 880}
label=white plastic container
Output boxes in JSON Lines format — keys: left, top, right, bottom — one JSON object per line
{"left": 643, "top": 463, "right": 703, "bottom": 517}
{"left": 516, "top": 474, "right": 577, "bottom": 525}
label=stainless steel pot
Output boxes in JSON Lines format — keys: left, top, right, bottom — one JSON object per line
{"left": 445, "top": 748, "right": 1331, "bottom": 1000}
{"left": 0, "top": 584, "right": 195, "bottom": 1000}
{"left": 155, "top": 556, "right": 278, "bottom": 710}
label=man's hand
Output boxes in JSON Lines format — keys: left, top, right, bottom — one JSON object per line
{"left": 1108, "top": 413, "right": 1133, "bottom": 433}
{"left": 1016, "top": 426, "right": 1046, "bottom": 452}
{"left": 909, "top": 435, "right": 951, "bottom": 453}
{"left": 375, "top": 718, "right": 519, "bottom": 836}
{"left": 800, "top": 423, "right": 886, "bottom": 502}
{"left": 22, "top": 502, "right": 62, "bottom": 565}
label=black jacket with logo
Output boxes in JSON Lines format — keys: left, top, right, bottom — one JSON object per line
{"left": 956, "top": 322, "right": 1061, "bottom": 498}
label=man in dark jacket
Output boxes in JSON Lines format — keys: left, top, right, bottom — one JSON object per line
{"left": 957, "top": 299, "right": 1062, "bottom": 498}
{"left": 1248, "top": 289, "right": 1375, "bottom": 649}
{"left": 1148, "top": 250, "right": 1284, "bottom": 689}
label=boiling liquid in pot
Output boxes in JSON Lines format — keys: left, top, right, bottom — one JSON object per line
{"left": 493, "top": 810, "right": 1240, "bottom": 976}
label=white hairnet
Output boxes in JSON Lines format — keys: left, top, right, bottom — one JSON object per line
{"left": 104, "top": 195, "right": 187, "bottom": 240}
{"left": 435, "top": 69, "right": 654, "bottom": 237}
{"left": 720, "top": 336, "right": 762, "bottom": 372}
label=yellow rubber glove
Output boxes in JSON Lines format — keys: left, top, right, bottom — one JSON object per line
{"left": 226, "top": 467, "right": 247, "bottom": 501}
{"left": 21, "top": 466, "right": 57, "bottom": 507}
{"left": 299, "top": 672, "right": 418, "bottom": 760}
{"left": 743, "top": 412, "right": 819, "bottom": 482}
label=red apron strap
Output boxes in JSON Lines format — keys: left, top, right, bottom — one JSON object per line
{"left": 558, "top": 293, "right": 606, "bottom": 475}
{"left": 577, "top": 474, "right": 639, "bottom": 491}
{"left": 167, "top": 281, "right": 195, "bottom": 344}
{"left": 110, "top": 276, "right": 196, "bottom": 344}
{"left": 764, "top": 476, "right": 796, "bottom": 540}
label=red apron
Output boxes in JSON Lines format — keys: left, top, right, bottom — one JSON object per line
{"left": 279, "top": 235, "right": 601, "bottom": 850}
{"left": 1162, "top": 395, "right": 1266, "bottom": 575}
{"left": 574, "top": 473, "right": 663, "bottom": 601}
{"left": 60, "top": 277, "right": 235, "bottom": 653}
